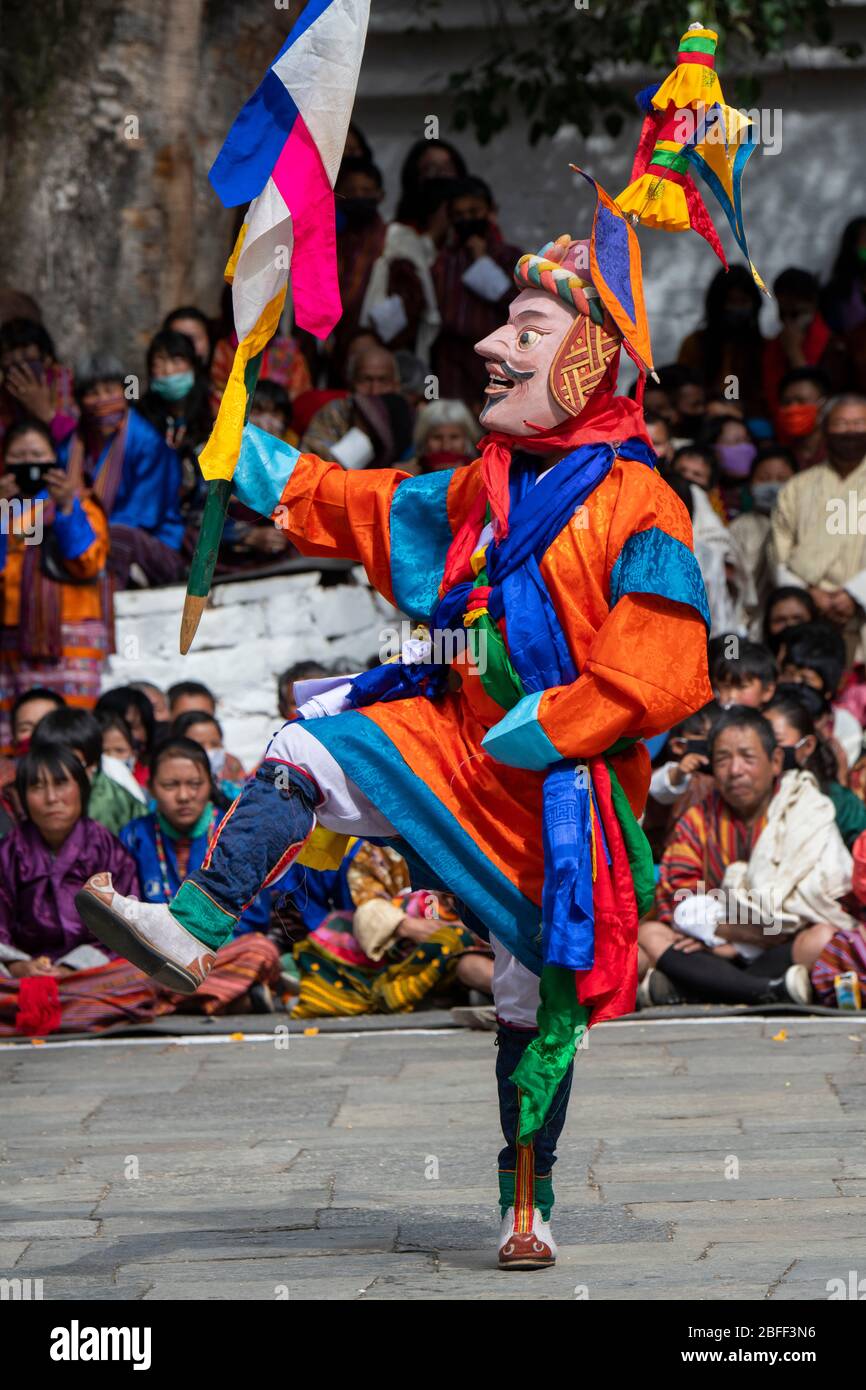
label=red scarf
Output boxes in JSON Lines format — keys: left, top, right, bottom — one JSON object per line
{"left": 443, "top": 382, "right": 651, "bottom": 591}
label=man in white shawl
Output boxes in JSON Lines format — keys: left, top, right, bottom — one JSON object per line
{"left": 638, "top": 706, "right": 853, "bottom": 1007}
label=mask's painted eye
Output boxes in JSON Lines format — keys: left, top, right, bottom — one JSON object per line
{"left": 516, "top": 328, "right": 541, "bottom": 350}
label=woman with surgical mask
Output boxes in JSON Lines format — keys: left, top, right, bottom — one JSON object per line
{"left": 170, "top": 710, "right": 246, "bottom": 801}
{"left": 704, "top": 414, "right": 759, "bottom": 519}
{"left": 730, "top": 448, "right": 796, "bottom": 636}
{"left": 139, "top": 329, "right": 213, "bottom": 453}
{"left": 766, "top": 690, "right": 866, "bottom": 849}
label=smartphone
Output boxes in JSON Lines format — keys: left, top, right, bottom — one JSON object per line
{"left": 9, "top": 462, "right": 53, "bottom": 498}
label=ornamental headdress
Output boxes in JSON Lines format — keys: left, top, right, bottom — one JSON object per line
{"left": 511, "top": 22, "right": 767, "bottom": 413}
{"left": 616, "top": 22, "right": 766, "bottom": 291}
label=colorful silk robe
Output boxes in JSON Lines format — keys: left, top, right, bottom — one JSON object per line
{"left": 233, "top": 424, "right": 712, "bottom": 1019}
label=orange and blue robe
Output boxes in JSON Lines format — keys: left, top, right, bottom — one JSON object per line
{"left": 228, "top": 425, "right": 712, "bottom": 1025}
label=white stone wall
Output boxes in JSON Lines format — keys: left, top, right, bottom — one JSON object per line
{"left": 103, "top": 572, "right": 400, "bottom": 769}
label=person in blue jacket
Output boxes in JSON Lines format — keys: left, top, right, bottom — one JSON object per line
{"left": 120, "top": 736, "right": 275, "bottom": 934}
{"left": 57, "top": 352, "right": 185, "bottom": 589}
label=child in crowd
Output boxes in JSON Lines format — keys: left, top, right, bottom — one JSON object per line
{"left": 249, "top": 379, "right": 295, "bottom": 444}
{"left": 94, "top": 687, "right": 155, "bottom": 787}
{"left": 644, "top": 702, "right": 719, "bottom": 861}
{"left": 765, "top": 687, "right": 866, "bottom": 848}
{"left": 776, "top": 622, "right": 863, "bottom": 772}
{"left": 99, "top": 712, "right": 137, "bottom": 769}
{"left": 711, "top": 639, "right": 777, "bottom": 709}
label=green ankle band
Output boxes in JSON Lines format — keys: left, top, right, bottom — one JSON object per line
{"left": 498, "top": 1169, "right": 515, "bottom": 1217}
{"left": 170, "top": 881, "right": 237, "bottom": 951}
{"left": 535, "top": 1173, "right": 554, "bottom": 1221}
{"left": 498, "top": 1169, "right": 555, "bottom": 1221}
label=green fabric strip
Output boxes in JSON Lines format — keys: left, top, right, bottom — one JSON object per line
{"left": 186, "top": 351, "right": 262, "bottom": 601}
{"left": 170, "top": 880, "right": 236, "bottom": 951}
{"left": 498, "top": 1170, "right": 554, "bottom": 1219}
{"left": 470, "top": 558, "right": 526, "bottom": 712}
{"left": 512, "top": 965, "right": 589, "bottom": 1144}
{"left": 678, "top": 35, "right": 716, "bottom": 54}
{"left": 604, "top": 759, "right": 656, "bottom": 917}
{"left": 472, "top": 609, "right": 526, "bottom": 710}
{"left": 535, "top": 1173, "right": 554, "bottom": 1220}
{"left": 498, "top": 1169, "right": 515, "bottom": 1216}
{"left": 649, "top": 147, "right": 690, "bottom": 175}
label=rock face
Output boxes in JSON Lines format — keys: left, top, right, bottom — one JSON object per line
{"left": 104, "top": 570, "right": 399, "bottom": 769}
{"left": 0, "top": 0, "right": 306, "bottom": 374}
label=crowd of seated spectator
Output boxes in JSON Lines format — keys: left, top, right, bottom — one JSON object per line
{"left": 3, "top": 128, "right": 866, "bottom": 1028}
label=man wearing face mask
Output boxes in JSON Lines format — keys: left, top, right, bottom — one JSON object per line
{"left": 431, "top": 177, "right": 522, "bottom": 409}
{"left": 771, "top": 394, "right": 866, "bottom": 662}
{"left": 774, "top": 366, "right": 830, "bottom": 471}
{"left": 56, "top": 353, "right": 184, "bottom": 590}
{"left": 729, "top": 447, "right": 795, "bottom": 631}
{"left": 332, "top": 157, "right": 425, "bottom": 379}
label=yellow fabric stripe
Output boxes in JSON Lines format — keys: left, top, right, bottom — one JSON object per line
{"left": 199, "top": 285, "right": 287, "bottom": 481}
{"left": 296, "top": 828, "right": 355, "bottom": 872}
{"left": 224, "top": 223, "right": 248, "bottom": 283}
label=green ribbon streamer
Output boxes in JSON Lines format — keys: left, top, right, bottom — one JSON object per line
{"left": 468, "top": 555, "right": 527, "bottom": 712}
{"left": 604, "top": 758, "right": 656, "bottom": 918}
{"left": 512, "top": 966, "right": 589, "bottom": 1144}
{"left": 509, "top": 748, "right": 656, "bottom": 1142}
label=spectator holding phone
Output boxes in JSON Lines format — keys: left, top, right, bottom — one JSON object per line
{"left": 0, "top": 421, "right": 109, "bottom": 753}
{"left": 643, "top": 703, "right": 720, "bottom": 862}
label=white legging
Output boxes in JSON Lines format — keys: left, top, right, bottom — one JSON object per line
{"left": 266, "top": 719, "right": 541, "bottom": 1026}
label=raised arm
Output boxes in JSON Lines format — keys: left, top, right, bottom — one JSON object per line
{"left": 232, "top": 424, "right": 467, "bottom": 611}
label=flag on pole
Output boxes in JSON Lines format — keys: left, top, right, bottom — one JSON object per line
{"left": 200, "top": 0, "right": 372, "bottom": 481}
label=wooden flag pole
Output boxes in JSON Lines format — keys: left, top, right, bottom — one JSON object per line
{"left": 179, "top": 350, "right": 264, "bottom": 654}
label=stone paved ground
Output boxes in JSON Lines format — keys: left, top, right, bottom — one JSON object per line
{"left": 2, "top": 1017, "right": 866, "bottom": 1301}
